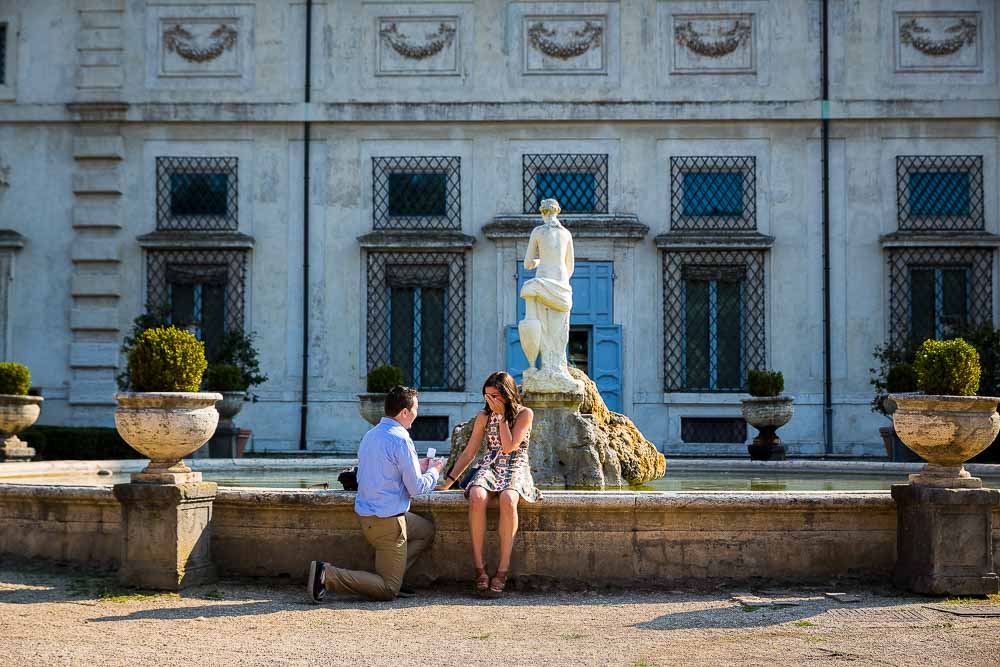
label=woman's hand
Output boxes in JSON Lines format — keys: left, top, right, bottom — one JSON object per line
{"left": 485, "top": 394, "right": 505, "bottom": 415}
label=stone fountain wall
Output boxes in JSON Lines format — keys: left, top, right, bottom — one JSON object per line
{"left": 0, "top": 483, "right": 943, "bottom": 586}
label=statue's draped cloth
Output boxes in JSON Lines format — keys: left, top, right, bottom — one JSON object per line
{"left": 520, "top": 277, "right": 572, "bottom": 313}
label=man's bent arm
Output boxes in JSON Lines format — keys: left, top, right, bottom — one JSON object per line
{"left": 397, "top": 440, "right": 439, "bottom": 497}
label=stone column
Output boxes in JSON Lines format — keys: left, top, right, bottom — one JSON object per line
{"left": 892, "top": 484, "right": 1000, "bottom": 595}
{"left": 113, "top": 482, "right": 219, "bottom": 590}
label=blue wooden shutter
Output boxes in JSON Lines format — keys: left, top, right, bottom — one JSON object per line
{"left": 592, "top": 324, "right": 622, "bottom": 412}
{"left": 506, "top": 325, "right": 530, "bottom": 385}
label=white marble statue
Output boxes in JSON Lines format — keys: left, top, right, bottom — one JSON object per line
{"left": 519, "top": 198, "right": 585, "bottom": 394}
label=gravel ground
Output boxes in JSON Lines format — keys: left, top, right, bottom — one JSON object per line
{"left": 1, "top": 566, "right": 999, "bottom": 667}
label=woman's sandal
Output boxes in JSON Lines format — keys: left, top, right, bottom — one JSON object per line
{"left": 474, "top": 566, "right": 490, "bottom": 596}
{"left": 488, "top": 570, "right": 508, "bottom": 597}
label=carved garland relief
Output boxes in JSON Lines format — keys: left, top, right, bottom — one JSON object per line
{"left": 895, "top": 12, "right": 983, "bottom": 72}
{"left": 163, "top": 23, "right": 238, "bottom": 63}
{"left": 379, "top": 22, "right": 456, "bottom": 60}
{"left": 527, "top": 20, "right": 603, "bottom": 60}
{"left": 670, "top": 14, "right": 755, "bottom": 74}
{"left": 899, "top": 17, "right": 977, "bottom": 57}
{"left": 674, "top": 19, "right": 751, "bottom": 58}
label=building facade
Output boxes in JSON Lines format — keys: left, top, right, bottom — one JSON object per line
{"left": 0, "top": 0, "right": 997, "bottom": 456}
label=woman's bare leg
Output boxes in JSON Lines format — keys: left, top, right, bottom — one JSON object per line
{"left": 468, "top": 486, "right": 490, "bottom": 569}
{"left": 497, "top": 490, "right": 520, "bottom": 572}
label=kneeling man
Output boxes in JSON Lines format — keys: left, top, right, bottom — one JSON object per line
{"left": 308, "top": 385, "right": 444, "bottom": 602}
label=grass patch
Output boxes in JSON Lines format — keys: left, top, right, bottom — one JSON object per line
{"left": 469, "top": 633, "right": 491, "bottom": 641}
{"left": 804, "top": 635, "right": 825, "bottom": 644}
{"left": 742, "top": 605, "right": 761, "bottom": 612}
{"left": 202, "top": 589, "right": 225, "bottom": 600}
{"left": 632, "top": 660, "right": 655, "bottom": 667}
{"left": 560, "top": 632, "right": 587, "bottom": 640}
{"left": 942, "top": 593, "right": 1000, "bottom": 605}
{"left": 66, "top": 576, "right": 178, "bottom": 603}
{"left": 792, "top": 620, "right": 817, "bottom": 627}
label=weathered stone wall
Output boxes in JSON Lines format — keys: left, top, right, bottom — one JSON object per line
{"left": 9, "top": 484, "right": 997, "bottom": 585}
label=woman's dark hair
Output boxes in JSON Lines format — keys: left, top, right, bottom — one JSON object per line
{"left": 482, "top": 371, "right": 521, "bottom": 427}
{"left": 384, "top": 385, "right": 417, "bottom": 417}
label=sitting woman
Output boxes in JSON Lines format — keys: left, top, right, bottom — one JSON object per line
{"left": 439, "top": 371, "right": 541, "bottom": 596}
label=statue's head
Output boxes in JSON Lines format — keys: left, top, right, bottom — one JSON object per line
{"left": 539, "top": 198, "right": 561, "bottom": 222}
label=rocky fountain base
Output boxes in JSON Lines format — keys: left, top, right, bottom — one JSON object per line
{"left": 449, "top": 368, "right": 666, "bottom": 489}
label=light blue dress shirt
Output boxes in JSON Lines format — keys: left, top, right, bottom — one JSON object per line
{"left": 354, "top": 417, "right": 440, "bottom": 518}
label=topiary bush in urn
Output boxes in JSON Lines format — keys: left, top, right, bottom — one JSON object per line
{"left": 891, "top": 338, "right": 999, "bottom": 488}
{"left": 114, "top": 327, "right": 222, "bottom": 484}
{"left": 741, "top": 369, "right": 794, "bottom": 461}
{"left": 0, "top": 362, "right": 43, "bottom": 462}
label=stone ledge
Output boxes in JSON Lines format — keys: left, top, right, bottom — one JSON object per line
{"left": 0, "top": 230, "right": 25, "bottom": 250}
{"left": 879, "top": 231, "right": 1000, "bottom": 248}
{"left": 484, "top": 214, "right": 648, "bottom": 240}
{"left": 655, "top": 231, "right": 775, "bottom": 250}
{"left": 357, "top": 230, "right": 476, "bottom": 250}
{"left": 136, "top": 231, "right": 255, "bottom": 250}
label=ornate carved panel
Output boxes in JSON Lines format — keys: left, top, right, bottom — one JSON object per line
{"left": 523, "top": 15, "right": 607, "bottom": 74}
{"left": 672, "top": 13, "right": 755, "bottom": 74}
{"left": 146, "top": 5, "right": 253, "bottom": 89}
{"left": 895, "top": 12, "right": 982, "bottom": 72}
{"left": 159, "top": 19, "right": 241, "bottom": 77}
{"left": 377, "top": 16, "right": 460, "bottom": 76}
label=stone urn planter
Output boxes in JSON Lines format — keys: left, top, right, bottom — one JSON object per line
{"left": 115, "top": 392, "right": 223, "bottom": 484}
{"left": 215, "top": 391, "right": 246, "bottom": 430}
{"left": 0, "top": 394, "right": 43, "bottom": 462}
{"left": 889, "top": 394, "right": 1000, "bottom": 487}
{"left": 357, "top": 393, "right": 386, "bottom": 426}
{"left": 741, "top": 396, "right": 795, "bottom": 461}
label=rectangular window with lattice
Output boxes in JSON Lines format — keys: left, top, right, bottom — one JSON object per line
{"left": 670, "top": 156, "right": 756, "bottom": 231}
{"left": 156, "top": 157, "right": 238, "bottom": 231}
{"left": 373, "top": 156, "right": 461, "bottom": 230}
{"left": 146, "top": 251, "right": 248, "bottom": 362}
{"left": 887, "top": 247, "right": 992, "bottom": 350}
{"left": 522, "top": 154, "right": 608, "bottom": 214}
{"left": 896, "top": 156, "right": 983, "bottom": 231}
{"left": 908, "top": 266, "right": 969, "bottom": 342}
{"left": 663, "top": 252, "right": 766, "bottom": 392}
{"left": 367, "top": 252, "right": 465, "bottom": 390}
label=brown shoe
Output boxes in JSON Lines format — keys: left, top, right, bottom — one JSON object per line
{"left": 474, "top": 566, "right": 489, "bottom": 596}
{"left": 487, "top": 570, "right": 508, "bottom": 597}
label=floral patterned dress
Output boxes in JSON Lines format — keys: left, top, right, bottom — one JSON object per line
{"left": 466, "top": 410, "right": 542, "bottom": 503}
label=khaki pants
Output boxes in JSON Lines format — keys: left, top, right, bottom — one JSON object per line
{"left": 324, "top": 511, "right": 435, "bottom": 601}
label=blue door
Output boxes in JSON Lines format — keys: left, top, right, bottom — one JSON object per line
{"left": 508, "top": 261, "right": 623, "bottom": 412}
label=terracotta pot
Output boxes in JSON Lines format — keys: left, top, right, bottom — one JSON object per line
{"left": 358, "top": 393, "right": 386, "bottom": 426}
{"left": 114, "top": 392, "right": 223, "bottom": 483}
{"left": 890, "top": 393, "right": 1000, "bottom": 487}
{"left": 0, "top": 394, "right": 43, "bottom": 462}
{"left": 235, "top": 428, "right": 251, "bottom": 458}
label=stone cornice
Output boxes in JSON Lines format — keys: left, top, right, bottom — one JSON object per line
{"left": 0, "top": 99, "right": 993, "bottom": 123}
{"left": 879, "top": 231, "right": 1000, "bottom": 248}
{"left": 0, "top": 229, "right": 26, "bottom": 250}
{"left": 357, "top": 230, "right": 476, "bottom": 250}
{"left": 136, "top": 231, "right": 255, "bottom": 250}
{"left": 484, "top": 214, "right": 648, "bottom": 240}
{"left": 654, "top": 231, "right": 775, "bottom": 250}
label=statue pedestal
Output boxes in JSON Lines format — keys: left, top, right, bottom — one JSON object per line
{"left": 113, "top": 482, "right": 219, "bottom": 590}
{"left": 523, "top": 389, "right": 620, "bottom": 489}
{"left": 891, "top": 483, "right": 1000, "bottom": 595}
{"left": 523, "top": 368, "right": 584, "bottom": 395}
